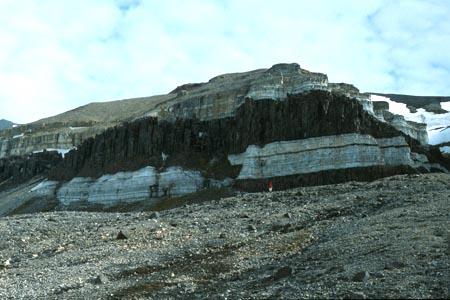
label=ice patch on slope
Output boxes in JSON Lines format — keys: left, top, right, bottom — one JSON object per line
{"left": 33, "top": 148, "right": 75, "bottom": 158}
{"left": 440, "top": 146, "right": 450, "bottom": 153}
{"left": 371, "top": 95, "right": 450, "bottom": 148}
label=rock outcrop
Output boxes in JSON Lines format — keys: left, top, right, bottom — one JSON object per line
{"left": 57, "top": 166, "right": 205, "bottom": 207}
{"left": 1, "top": 63, "right": 433, "bottom": 160}
{"left": 0, "top": 151, "right": 62, "bottom": 192}
{"left": 1, "top": 63, "right": 449, "bottom": 212}
{"left": 228, "top": 134, "right": 416, "bottom": 179}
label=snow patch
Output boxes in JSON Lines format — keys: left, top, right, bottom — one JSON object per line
{"left": 69, "top": 126, "right": 87, "bottom": 130}
{"left": 30, "top": 180, "right": 56, "bottom": 192}
{"left": 371, "top": 95, "right": 450, "bottom": 145}
{"left": 440, "top": 146, "right": 450, "bottom": 154}
{"left": 33, "top": 148, "right": 75, "bottom": 158}
{"left": 441, "top": 101, "right": 450, "bottom": 111}
{"left": 13, "top": 133, "right": 24, "bottom": 139}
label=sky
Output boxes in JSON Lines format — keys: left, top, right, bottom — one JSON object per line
{"left": 1, "top": 0, "right": 449, "bottom": 124}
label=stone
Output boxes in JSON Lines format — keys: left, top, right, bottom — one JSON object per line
{"left": 116, "top": 231, "right": 127, "bottom": 240}
{"left": 87, "top": 275, "right": 103, "bottom": 285}
{"left": 272, "top": 266, "right": 293, "bottom": 281}
{"left": 353, "top": 271, "right": 370, "bottom": 282}
{"left": 247, "top": 225, "right": 257, "bottom": 232}
{"left": 283, "top": 212, "right": 292, "bottom": 219}
{"left": 344, "top": 291, "right": 367, "bottom": 299}
{"left": 384, "top": 261, "right": 406, "bottom": 270}
{"left": 149, "top": 212, "right": 160, "bottom": 219}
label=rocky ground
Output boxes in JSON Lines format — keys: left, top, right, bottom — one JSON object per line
{"left": 0, "top": 173, "right": 449, "bottom": 299}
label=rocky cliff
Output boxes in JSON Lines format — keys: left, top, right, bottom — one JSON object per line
{"left": 0, "top": 63, "right": 449, "bottom": 214}
{"left": 0, "top": 64, "right": 433, "bottom": 160}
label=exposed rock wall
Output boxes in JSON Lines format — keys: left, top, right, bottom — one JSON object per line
{"left": 57, "top": 166, "right": 204, "bottom": 207}
{"left": 380, "top": 111, "right": 429, "bottom": 145}
{"left": 50, "top": 91, "right": 419, "bottom": 181}
{"left": 0, "top": 151, "right": 62, "bottom": 191}
{"left": 228, "top": 134, "right": 414, "bottom": 179}
{"left": 0, "top": 125, "right": 106, "bottom": 159}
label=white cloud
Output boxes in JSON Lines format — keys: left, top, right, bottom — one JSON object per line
{"left": 0, "top": 0, "right": 449, "bottom": 123}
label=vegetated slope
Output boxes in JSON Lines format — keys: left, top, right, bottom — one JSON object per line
{"left": 0, "top": 173, "right": 448, "bottom": 299}
{"left": 31, "top": 94, "right": 175, "bottom": 125}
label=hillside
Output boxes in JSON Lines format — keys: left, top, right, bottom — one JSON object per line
{"left": 0, "top": 119, "right": 14, "bottom": 130}
{"left": 0, "top": 173, "right": 448, "bottom": 299}
{"left": 0, "top": 63, "right": 449, "bottom": 215}
{"left": 31, "top": 95, "right": 174, "bottom": 125}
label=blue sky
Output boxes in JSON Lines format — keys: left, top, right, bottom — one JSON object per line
{"left": 1, "top": 0, "right": 449, "bottom": 123}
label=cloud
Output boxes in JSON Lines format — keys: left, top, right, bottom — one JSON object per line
{"left": 0, "top": 0, "right": 448, "bottom": 123}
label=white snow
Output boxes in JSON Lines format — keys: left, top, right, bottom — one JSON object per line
{"left": 33, "top": 147, "right": 75, "bottom": 158}
{"left": 12, "top": 124, "right": 18, "bottom": 128}
{"left": 69, "top": 126, "right": 87, "bottom": 130}
{"left": 370, "top": 95, "right": 450, "bottom": 148}
{"left": 30, "top": 180, "right": 56, "bottom": 192}
{"left": 441, "top": 101, "right": 450, "bottom": 111}
{"left": 13, "top": 133, "right": 24, "bottom": 138}
{"left": 440, "top": 146, "right": 450, "bottom": 154}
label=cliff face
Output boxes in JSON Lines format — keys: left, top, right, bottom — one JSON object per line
{"left": 0, "top": 151, "right": 62, "bottom": 191}
{"left": 1, "top": 63, "right": 430, "bottom": 160}
{"left": 0, "top": 63, "right": 448, "bottom": 214}
{"left": 49, "top": 91, "right": 416, "bottom": 181}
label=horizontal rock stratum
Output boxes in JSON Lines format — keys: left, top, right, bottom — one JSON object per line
{"left": 0, "top": 63, "right": 449, "bottom": 214}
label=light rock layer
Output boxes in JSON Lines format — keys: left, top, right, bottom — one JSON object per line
{"left": 228, "top": 134, "right": 421, "bottom": 179}
{"left": 57, "top": 166, "right": 204, "bottom": 206}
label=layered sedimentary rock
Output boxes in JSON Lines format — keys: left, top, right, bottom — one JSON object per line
{"left": 0, "top": 124, "right": 105, "bottom": 159}
{"left": 57, "top": 166, "right": 204, "bottom": 207}
{"left": 50, "top": 91, "right": 424, "bottom": 181}
{"left": 228, "top": 134, "right": 415, "bottom": 179}
{"left": 1, "top": 63, "right": 449, "bottom": 212}
{"left": 374, "top": 109, "right": 429, "bottom": 145}
{"left": 0, "top": 63, "right": 434, "bottom": 161}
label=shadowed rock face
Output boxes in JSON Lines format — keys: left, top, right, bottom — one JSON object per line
{"left": 0, "top": 151, "right": 62, "bottom": 191}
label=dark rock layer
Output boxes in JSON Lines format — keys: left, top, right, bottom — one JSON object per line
{"left": 0, "top": 151, "right": 62, "bottom": 191}
{"left": 49, "top": 91, "right": 422, "bottom": 183}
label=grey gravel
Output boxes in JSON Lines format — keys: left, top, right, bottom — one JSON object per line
{"left": 0, "top": 173, "right": 449, "bottom": 299}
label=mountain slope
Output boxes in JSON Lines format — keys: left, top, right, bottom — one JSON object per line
{"left": 32, "top": 95, "right": 175, "bottom": 125}
{"left": 0, "top": 119, "right": 14, "bottom": 130}
{"left": 0, "top": 173, "right": 448, "bottom": 299}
